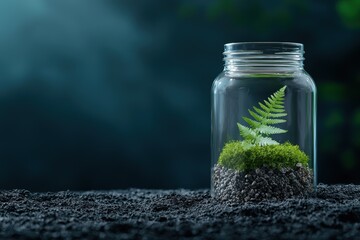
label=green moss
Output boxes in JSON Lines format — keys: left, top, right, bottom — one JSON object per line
{"left": 218, "top": 141, "right": 309, "bottom": 172}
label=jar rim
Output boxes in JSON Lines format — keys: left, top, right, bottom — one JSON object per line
{"left": 224, "top": 42, "right": 303, "bottom": 47}
{"left": 224, "top": 42, "right": 304, "bottom": 53}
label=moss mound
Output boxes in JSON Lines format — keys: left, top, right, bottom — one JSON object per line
{"left": 218, "top": 141, "right": 309, "bottom": 172}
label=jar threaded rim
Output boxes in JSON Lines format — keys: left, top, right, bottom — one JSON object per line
{"left": 223, "top": 42, "right": 304, "bottom": 73}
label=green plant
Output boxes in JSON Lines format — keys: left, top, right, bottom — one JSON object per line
{"left": 218, "top": 141, "right": 309, "bottom": 171}
{"left": 237, "top": 86, "right": 287, "bottom": 149}
{"left": 217, "top": 86, "right": 309, "bottom": 171}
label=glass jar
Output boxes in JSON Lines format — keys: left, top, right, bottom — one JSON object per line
{"left": 211, "top": 42, "right": 316, "bottom": 202}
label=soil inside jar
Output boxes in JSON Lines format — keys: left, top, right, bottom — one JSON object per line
{"left": 213, "top": 163, "right": 313, "bottom": 202}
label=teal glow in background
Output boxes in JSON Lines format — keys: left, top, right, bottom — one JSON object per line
{"left": 0, "top": 0, "right": 359, "bottom": 190}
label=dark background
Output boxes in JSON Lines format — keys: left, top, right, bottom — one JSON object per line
{"left": 0, "top": 0, "right": 359, "bottom": 191}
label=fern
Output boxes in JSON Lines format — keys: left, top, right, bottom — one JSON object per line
{"left": 238, "top": 86, "right": 287, "bottom": 148}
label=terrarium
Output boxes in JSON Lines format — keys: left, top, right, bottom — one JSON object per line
{"left": 211, "top": 42, "right": 316, "bottom": 202}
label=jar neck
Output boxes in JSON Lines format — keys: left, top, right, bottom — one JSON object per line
{"left": 223, "top": 42, "right": 304, "bottom": 74}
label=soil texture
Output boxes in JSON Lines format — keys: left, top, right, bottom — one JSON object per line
{"left": 1, "top": 185, "right": 360, "bottom": 239}
{"left": 213, "top": 164, "right": 313, "bottom": 202}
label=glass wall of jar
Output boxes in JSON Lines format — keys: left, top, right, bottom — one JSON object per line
{"left": 211, "top": 42, "right": 316, "bottom": 202}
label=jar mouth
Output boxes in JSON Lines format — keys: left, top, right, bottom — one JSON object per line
{"left": 223, "top": 42, "right": 304, "bottom": 73}
{"left": 224, "top": 42, "right": 303, "bottom": 53}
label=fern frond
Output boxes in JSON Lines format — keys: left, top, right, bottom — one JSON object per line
{"left": 237, "top": 86, "right": 288, "bottom": 147}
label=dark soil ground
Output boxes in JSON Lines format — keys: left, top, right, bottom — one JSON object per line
{"left": 1, "top": 184, "right": 360, "bottom": 239}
